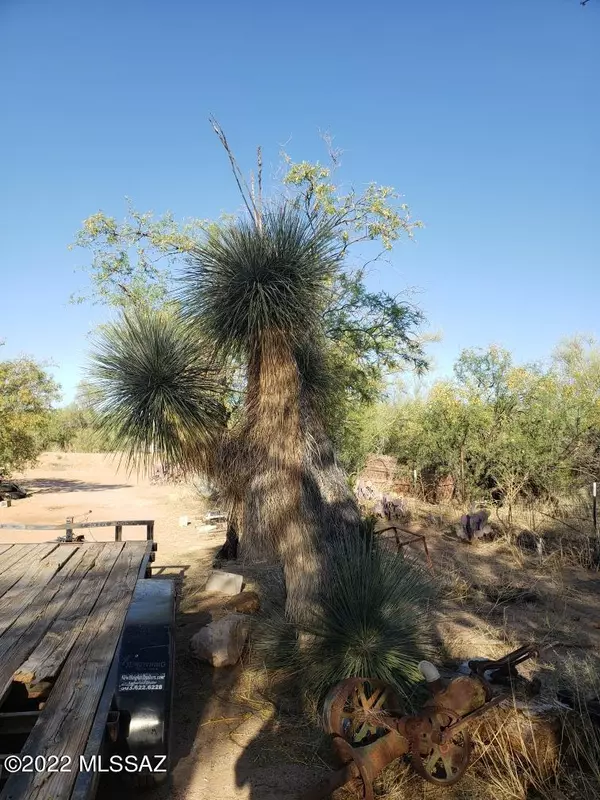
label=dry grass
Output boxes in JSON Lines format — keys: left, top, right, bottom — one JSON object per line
{"left": 347, "top": 685, "right": 600, "bottom": 800}
{"left": 204, "top": 489, "right": 600, "bottom": 798}
{"left": 331, "top": 495, "right": 600, "bottom": 798}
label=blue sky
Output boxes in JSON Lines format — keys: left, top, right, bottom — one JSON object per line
{"left": 1, "top": 0, "right": 598, "bottom": 404}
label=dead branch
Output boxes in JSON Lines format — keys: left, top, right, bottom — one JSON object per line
{"left": 257, "top": 146, "right": 263, "bottom": 230}
{"left": 209, "top": 116, "right": 259, "bottom": 226}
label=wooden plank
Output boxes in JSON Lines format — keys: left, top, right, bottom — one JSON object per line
{"left": 0, "top": 544, "right": 14, "bottom": 557}
{"left": 0, "top": 545, "right": 54, "bottom": 602}
{"left": 0, "top": 544, "right": 68, "bottom": 640}
{"left": 0, "top": 544, "right": 33, "bottom": 578}
{"left": 0, "top": 520, "right": 154, "bottom": 530}
{"left": 0, "top": 546, "right": 103, "bottom": 704}
{"left": 14, "top": 543, "right": 124, "bottom": 684}
{"left": 1, "top": 542, "right": 148, "bottom": 800}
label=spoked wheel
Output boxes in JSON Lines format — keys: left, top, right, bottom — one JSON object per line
{"left": 411, "top": 709, "right": 471, "bottom": 786}
{"left": 322, "top": 678, "right": 403, "bottom": 744}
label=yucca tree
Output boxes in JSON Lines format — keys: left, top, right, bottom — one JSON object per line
{"left": 180, "top": 205, "right": 361, "bottom": 620}
{"left": 89, "top": 307, "right": 227, "bottom": 474}
{"left": 89, "top": 206, "right": 361, "bottom": 622}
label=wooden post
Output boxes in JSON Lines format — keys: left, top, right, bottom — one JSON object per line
{"left": 115, "top": 524, "right": 123, "bottom": 542}
{"left": 65, "top": 517, "right": 73, "bottom": 543}
{"left": 593, "top": 482, "right": 598, "bottom": 539}
{"left": 146, "top": 521, "right": 154, "bottom": 541}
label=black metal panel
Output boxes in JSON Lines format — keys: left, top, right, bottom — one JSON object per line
{"left": 111, "top": 578, "right": 175, "bottom": 784}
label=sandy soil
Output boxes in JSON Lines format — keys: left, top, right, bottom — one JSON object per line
{"left": 3, "top": 454, "right": 599, "bottom": 800}
{"left": 1, "top": 453, "right": 320, "bottom": 800}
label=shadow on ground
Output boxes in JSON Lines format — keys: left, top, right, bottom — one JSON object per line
{"left": 95, "top": 544, "right": 327, "bottom": 800}
{"left": 23, "top": 478, "right": 132, "bottom": 494}
{"left": 95, "top": 510, "right": 600, "bottom": 800}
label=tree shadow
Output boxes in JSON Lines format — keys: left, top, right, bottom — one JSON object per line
{"left": 23, "top": 478, "right": 132, "bottom": 494}
{"left": 231, "top": 501, "right": 600, "bottom": 799}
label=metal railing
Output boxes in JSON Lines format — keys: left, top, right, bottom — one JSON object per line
{"left": 0, "top": 519, "right": 155, "bottom": 542}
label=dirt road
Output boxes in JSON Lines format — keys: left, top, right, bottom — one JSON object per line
{"left": 0, "top": 453, "right": 320, "bottom": 800}
{"left": 0, "top": 452, "right": 203, "bottom": 550}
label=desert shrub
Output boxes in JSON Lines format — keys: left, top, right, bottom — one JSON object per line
{"left": 252, "top": 535, "right": 436, "bottom": 706}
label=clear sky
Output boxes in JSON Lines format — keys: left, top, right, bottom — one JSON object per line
{"left": 1, "top": 0, "right": 598, "bottom": 404}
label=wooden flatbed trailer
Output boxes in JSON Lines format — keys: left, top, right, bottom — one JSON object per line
{"left": 0, "top": 521, "right": 175, "bottom": 800}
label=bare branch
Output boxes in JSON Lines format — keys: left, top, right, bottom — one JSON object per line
{"left": 319, "top": 129, "right": 343, "bottom": 169}
{"left": 257, "top": 146, "right": 263, "bottom": 230}
{"left": 209, "top": 115, "right": 259, "bottom": 226}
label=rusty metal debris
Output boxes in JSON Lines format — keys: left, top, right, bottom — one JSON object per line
{"left": 378, "top": 525, "right": 433, "bottom": 568}
{"left": 302, "top": 643, "right": 540, "bottom": 800}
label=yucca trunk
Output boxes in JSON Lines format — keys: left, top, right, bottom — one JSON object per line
{"left": 214, "top": 340, "right": 361, "bottom": 623}
{"left": 241, "top": 330, "right": 321, "bottom": 623}
{"left": 300, "top": 392, "right": 361, "bottom": 543}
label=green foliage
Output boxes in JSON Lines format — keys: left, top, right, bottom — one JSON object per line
{"left": 70, "top": 138, "right": 428, "bottom": 434}
{"left": 281, "top": 147, "right": 423, "bottom": 251}
{"left": 181, "top": 206, "right": 342, "bottom": 358}
{"left": 46, "top": 405, "right": 87, "bottom": 451}
{"left": 347, "top": 339, "right": 600, "bottom": 508}
{"left": 46, "top": 382, "right": 118, "bottom": 453}
{"left": 254, "top": 537, "right": 435, "bottom": 703}
{"left": 0, "top": 351, "right": 59, "bottom": 475}
{"left": 70, "top": 201, "right": 208, "bottom": 308}
{"left": 88, "top": 308, "right": 226, "bottom": 472}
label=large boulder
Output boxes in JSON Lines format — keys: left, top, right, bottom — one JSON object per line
{"left": 190, "top": 613, "right": 251, "bottom": 667}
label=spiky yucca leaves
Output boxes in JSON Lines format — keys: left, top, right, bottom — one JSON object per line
{"left": 88, "top": 307, "right": 226, "bottom": 473}
{"left": 180, "top": 205, "right": 342, "bottom": 357}
{"left": 253, "top": 536, "right": 436, "bottom": 705}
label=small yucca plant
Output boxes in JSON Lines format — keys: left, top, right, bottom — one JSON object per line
{"left": 253, "top": 537, "right": 436, "bottom": 705}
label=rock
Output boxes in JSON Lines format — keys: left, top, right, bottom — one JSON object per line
{"left": 516, "top": 529, "right": 543, "bottom": 553}
{"left": 190, "top": 613, "right": 251, "bottom": 667}
{"left": 457, "top": 510, "right": 491, "bottom": 542}
{"left": 224, "top": 591, "right": 261, "bottom": 615}
{"left": 204, "top": 570, "right": 243, "bottom": 595}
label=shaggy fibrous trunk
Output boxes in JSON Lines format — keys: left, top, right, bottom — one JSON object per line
{"left": 221, "top": 331, "right": 361, "bottom": 624}
{"left": 242, "top": 331, "right": 320, "bottom": 622}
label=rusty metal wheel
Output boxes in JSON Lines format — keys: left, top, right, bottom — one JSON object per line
{"left": 322, "top": 678, "right": 403, "bottom": 745}
{"left": 410, "top": 708, "right": 471, "bottom": 786}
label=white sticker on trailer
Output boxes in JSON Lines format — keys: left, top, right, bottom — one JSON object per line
{"left": 119, "top": 673, "right": 166, "bottom": 691}
{"left": 119, "top": 683, "right": 164, "bottom": 691}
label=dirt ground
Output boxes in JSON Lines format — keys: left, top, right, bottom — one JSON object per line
{"left": 1, "top": 452, "right": 322, "bottom": 800}
{"left": 2, "top": 453, "right": 600, "bottom": 799}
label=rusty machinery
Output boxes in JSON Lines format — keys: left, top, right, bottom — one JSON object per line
{"left": 303, "top": 644, "right": 539, "bottom": 800}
